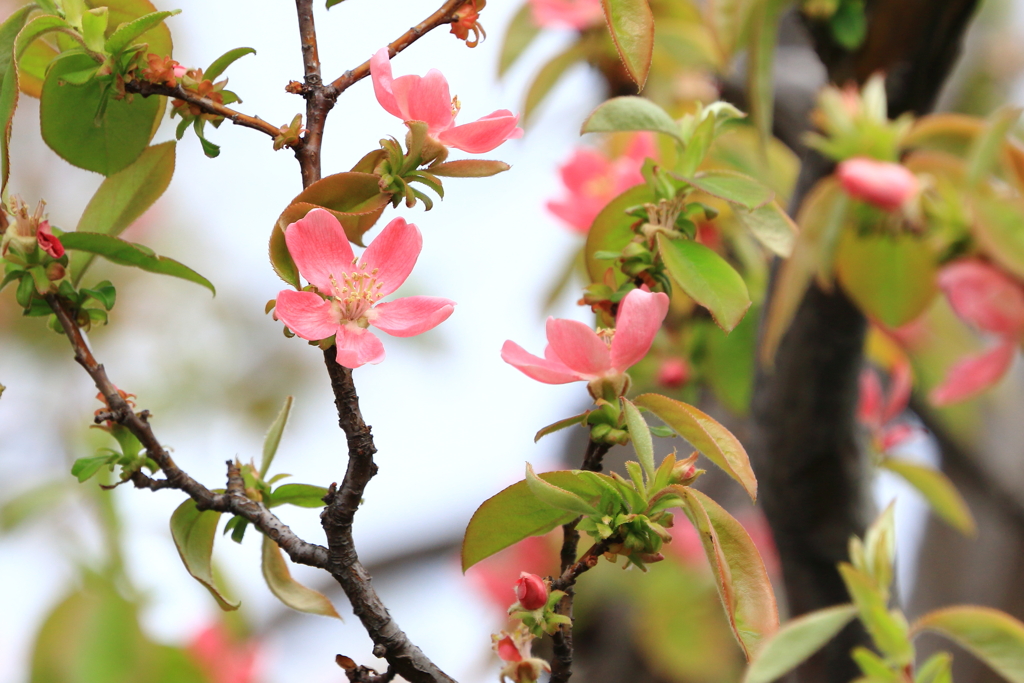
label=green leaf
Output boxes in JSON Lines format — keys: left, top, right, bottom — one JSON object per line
{"left": 677, "top": 113, "right": 715, "bottom": 177}
{"left": 971, "top": 195, "right": 1024, "bottom": 280}
{"left": 830, "top": 0, "right": 867, "bottom": 49}
{"left": 428, "top": 159, "right": 510, "bottom": 178}
{"left": 282, "top": 172, "right": 392, "bottom": 245}
{"left": 708, "top": 0, "right": 750, "bottom": 60}
{"left": 621, "top": 398, "right": 655, "bottom": 482}
{"left": 680, "top": 488, "right": 779, "bottom": 659}
{"left": 205, "top": 46, "right": 256, "bottom": 82}
{"left": 747, "top": 0, "right": 791, "bottom": 142}
{"left": 59, "top": 232, "right": 215, "bottom": 294}
{"left": 733, "top": 200, "right": 798, "bottom": 257}
{"left": 880, "top": 458, "right": 975, "bottom": 536}
{"left": 269, "top": 222, "right": 299, "bottom": 289}
{"left": 71, "top": 454, "right": 115, "bottom": 482}
{"left": 912, "top": 607, "right": 1024, "bottom": 683}
{"left": 685, "top": 170, "right": 774, "bottom": 209}
{"left": 524, "top": 40, "right": 586, "bottom": 121}
{"left": 703, "top": 308, "right": 757, "bottom": 415}
{"left": 835, "top": 230, "right": 937, "bottom": 328}
{"left": 916, "top": 652, "right": 954, "bottom": 683}
{"left": 601, "top": 0, "right": 654, "bottom": 88}
{"left": 261, "top": 534, "right": 340, "bottom": 618}
{"left": 534, "top": 413, "right": 587, "bottom": 442}
{"left": 266, "top": 483, "right": 328, "bottom": 509}
{"left": 103, "top": 9, "right": 179, "bottom": 54}
{"left": 635, "top": 392, "right": 757, "bottom": 501}
{"left": 966, "top": 107, "right": 1022, "bottom": 185}
{"left": 41, "top": 52, "right": 161, "bottom": 175}
{"left": 657, "top": 233, "right": 752, "bottom": 332}
{"left": 94, "top": 0, "right": 174, "bottom": 57}
{"left": 743, "top": 604, "right": 859, "bottom": 683}
{"left": 169, "top": 499, "right": 239, "bottom": 611}
{"left": 525, "top": 462, "right": 600, "bottom": 516}
{"left": 585, "top": 183, "right": 656, "bottom": 283}
{"left": 462, "top": 471, "right": 605, "bottom": 571}
{"left": 259, "top": 395, "right": 293, "bottom": 478}
{"left": 582, "top": 96, "right": 682, "bottom": 143}
{"left": 499, "top": 2, "right": 540, "bottom": 76}
{"left": 0, "top": 5, "right": 35, "bottom": 86}
{"left": 838, "top": 563, "right": 913, "bottom": 664}
{"left": 71, "top": 141, "right": 176, "bottom": 283}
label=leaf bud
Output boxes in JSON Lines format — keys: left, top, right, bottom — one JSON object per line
{"left": 514, "top": 572, "right": 548, "bottom": 611}
{"left": 45, "top": 261, "right": 66, "bottom": 281}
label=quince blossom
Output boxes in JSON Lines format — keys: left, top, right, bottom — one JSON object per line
{"left": 370, "top": 48, "right": 522, "bottom": 154}
{"left": 501, "top": 288, "right": 669, "bottom": 395}
{"left": 547, "top": 133, "right": 655, "bottom": 234}
{"left": 274, "top": 209, "right": 455, "bottom": 369}
{"left": 858, "top": 359, "right": 921, "bottom": 452}
{"left": 529, "top": 0, "right": 603, "bottom": 29}
{"left": 836, "top": 157, "right": 919, "bottom": 211}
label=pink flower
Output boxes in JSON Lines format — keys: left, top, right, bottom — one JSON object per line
{"left": 656, "top": 357, "right": 689, "bottom": 388}
{"left": 501, "top": 288, "right": 669, "bottom": 393}
{"left": 529, "top": 0, "right": 604, "bottom": 29}
{"left": 931, "top": 340, "right": 1017, "bottom": 406}
{"left": 857, "top": 359, "right": 922, "bottom": 451}
{"left": 274, "top": 209, "right": 455, "bottom": 369}
{"left": 547, "top": 133, "right": 655, "bottom": 234}
{"left": 836, "top": 157, "right": 919, "bottom": 211}
{"left": 514, "top": 572, "right": 548, "bottom": 610}
{"left": 188, "top": 624, "right": 259, "bottom": 683}
{"left": 173, "top": 64, "right": 187, "bottom": 79}
{"left": 36, "top": 220, "right": 63, "bottom": 258}
{"left": 496, "top": 636, "right": 523, "bottom": 662}
{"left": 370, "top": 49, "right": 523, "bottom": 154}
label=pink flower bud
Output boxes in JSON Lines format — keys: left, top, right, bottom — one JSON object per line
{"left": 496, "top": 636, "right": 522, "bottom": 662}
{"left": 36, "top": 221, "right": 64, "bottom": 259}
{"left": 656, "top": 358, "right": 689, "bottom": 388}
{"left": 514, "top": 572, "right": 548, "bottom": 610}
{"left": 836, "top": 157, "right": 918, "bottom": 211}
{"left": 173, "top": 64, "right": 188, "bottom": 79}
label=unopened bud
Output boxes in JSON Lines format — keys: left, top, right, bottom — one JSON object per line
{"left": 639, "top": 552, "right": 665, "bottom": 564}
{"left": 514, "top": 572, "right": 548, "bottom": 611}
{"left": 657, "top": 358, "right": 689, "bottom": 388}
{"left": 836, "top": 157, "right": 918, "bottom": 211}
{"left": 45, "top": 261, "right": 65, "bottom": 281}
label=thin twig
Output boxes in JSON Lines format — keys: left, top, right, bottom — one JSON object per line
{"left": 293, "top": 0, "right": 330, "bottom": 186}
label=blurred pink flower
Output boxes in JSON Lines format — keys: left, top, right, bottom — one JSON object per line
{"left": 275, "top": 209, "right": 455, "bottom": 369}
{"left": 547, "top": 133, "right": 655, "bottom": 234}
{"left": 858, "top": 359, "right": 923, "bottom": 451}
{"left": 836, "top": 157, "right": 918, "bottom": 211}
{"left": 188, "top": 624, "right": 259, "bottom": 683}
{"left": 468, "top": 534, "right": 559, "bottom": 610}
{"left": 370, "top": 48, "right": 522, "bottom": 153}
{"left": 656, "top": 357, "right": 690, "bottom": 389}
{"left": 529, "top": 0, "right": 604, "bottom": 29}
{"left": 501, "top": 288, "right": 669, "bottom": 387}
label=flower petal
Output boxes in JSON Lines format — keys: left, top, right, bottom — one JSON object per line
{"left": 370, "top": 48, "right": 403, "bottom": 120}
{"left": 545, "top": 317, "right": 610, "bottom": 377}
{"left": 930, "top": 340, "right": 1016, "bottom": 406}
{"left": 882, "top": 359, "right": 912, "bottom": 425}
{"left": 558, "top": 147, "right": 610, "bottom": 194}
{"left": 857, "top": 369, "right": 883, "bottom": 430}
{"left": 360, "top": 217, "right": 422, "bottom": 296}
{"left": 335, "top": 325, "right": 386, "bottom": 369}
{"left": 390, "top": 74, "right": 420, "bottom": 121}
{"left": 501, "top": 340, "right": 583, "bottom": 384}
{"left": 435, "top": 110, "right": 523, "bottom": 154}
{"left": 407, "top": 68, "right": 454, "bottom": 135}
{"left": 938, "top": 259, "right": 1024, "bottom": 336}
{"left": 609, "top": 289, "right": 670, "bottom": 372}
{"left": 284, "top": 209, "right": 354, "bottom": 292}
{"left": 880, "top": 423, "right": 922, "bottom": 452}
{"left": 836, "top": 157, "right": 919, "bottom": 211}
{"left": 371, "top": 296, "right": 455, "bottom": 337}
{"left": 275, "top": 290, "right": 339, "bottom": 341}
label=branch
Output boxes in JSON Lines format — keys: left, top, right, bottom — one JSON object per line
{"left": 325, "top": 0, "right": 472, "bottom": 95}
{"left": 46, "top": 294, "right": 327, "bottom": 569}
{"left": 319, "top": 349, "right": 456, "bottom": 683}
{"left": 124, "top": 79, "right": 286, "bottom": 142}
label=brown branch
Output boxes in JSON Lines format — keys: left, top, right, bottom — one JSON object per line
{"left": 293, "top": 0, "right": 330, "bottom": 187}
{"left": 46, "top": 294, "right": 327, "bottom": 569}
{"left": 124, "top": 79, "right": 285, "bottom": 142}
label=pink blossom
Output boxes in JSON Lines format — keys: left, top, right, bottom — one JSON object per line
{"left": 275, "top": 209, "right": 455, "bottom": 369}
{"left": 35, "top": 220, "right": 64, "bottom": 258}
{"left": 370, "top": 49, "right": 523, "bottom": 154}
{"left": 188, "top": 624, "right": 259, "bottom": 683}
{"left": 836, "top": 157, "right": 919, "bottom": 211}
{"left": 529, "top": 0, "right": 604, "bottom": 29}
{"left": 173, "top": 64, "right": 187, "bottom": 79}
{"left": 501, "top": 288, "right": 669, "bottom": 392}
{"left": 496, "top": 636, "right": 523, "bottom": 663}
{"left": 514, "top": 572, "right": 548, "bottom": 610}
{"left": 930, "top": 340, "right": 1017, "bottom": 406}
{"left": 857, "top": 359, "right": 922, "bottom": 452}
{"left": 468, "top": 534, "right": 558, "bottom": 610}
{"left": 656, "top": 357, "right": 689, "bottom": 388}
{"left": 546, "top": 134, "right": 655, "bottom": 234}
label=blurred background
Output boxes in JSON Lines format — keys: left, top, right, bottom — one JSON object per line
{"left": 3, "top": 0, "right": 1024, "bottom": 681}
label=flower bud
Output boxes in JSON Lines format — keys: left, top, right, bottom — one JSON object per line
{"left": 657, "top": 358, "right": 689, "bottom": 388}
{"left": 36, "top": 221, "right": 64, "bottom": 259}
{"left": 495, "top": 636, "right": 521, "bottom": 663}
{"left": 45, "top": 261, "right": 65, "bottom": 281}
{"left": 836, "top": 157, "right": 918, "bottom": 211}
{"left": 514, "top": 572, "right": 548, "bottom": 611}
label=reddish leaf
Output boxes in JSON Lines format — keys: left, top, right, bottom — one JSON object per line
{"left": 601, "top": 0, "right": 655, "bottom": 89}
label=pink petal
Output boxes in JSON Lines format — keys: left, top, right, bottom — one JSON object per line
{"left": 501, "top": 340, "right": 583, "bottom": 384}
{"left": 609, "top": 289, "right": 670, "bottom": 372}
{"left": 529, "top": 0, "right": 604, "bottom": 29}
{"left": 882, "top": 359, "right": 913, "bottom": 424}
{"left": 624, "top": 132, "right": 657, "bottom": 164}
{"left": 275, "top": 290, "right": 339, "bottom": 341}
{"left": 370, "top": 48, "right": 403, "bottom": 120}
{"left": 284, "top": 209, "right": 354, "bottom": 292}
{"left": 546, "top": 317, "right": 610, "bottom": 377}
{"left": 435, "top": 110, "right": 523, "bottom": 154}
{"left": 880, "top": 424, "right": 921, "bottom": 452}
{"left": 335, "top": 325, "right": 386, "bottom": 369}
{"left": 938, "top": 259, "right": 1024, "bottom": 336}
{"left": 359, "top": 217, "right": 422, "bottom": 296}
{"left": 930, "top": 340, "right": 1017, "bottom": 406}
{"left": 836, "top": 157, "right": 919, "bottom": 211}
{"left": 36, "top": 221, "right": 64, "bottom": 258}
{"left": 546, "top": 197, "right": 602, "bottom": 234}
{"left": 857, "top": 369, "right": 884, "bottom": 430}
{"left": 390, "top": 74, "right": 421, "bottom": 122}
{"left": 370, "top": 296, "right": 455, "bottom": 337}
{"left": 559, "top": 148, "right": 611, "bottom": 194}
{"left": 406, "top": 68, "right": 454, "bottom": 135}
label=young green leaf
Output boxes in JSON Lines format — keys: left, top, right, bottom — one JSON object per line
{"left": 282, "top": 172, "right": 393, "bottom": 245}
{"left": 266, "top": 483, "right": 329, "bottom": 509}
{"left": 685, "top": 170, "right": 775, "bottom": 210}
{"left": 635, "top": 392, "right": 757, "bottom": 500}
{"left": 911, "top": 606, "right": 1024, "bottom": 683}
{"left": 677, "top": 113, "right": 715, "bottom": 177}
{"left": 621, "top": 398, "right": 656, "bottom": 482}
{"left": 657, "top": 233, "right": 752, "bottom": 332}
{"left": 581, "top": 96, "right": 682, "bottom": 143}
{"left": 71, "top": 141, "right": 176, "bottom": 283}
{"left": 585, "top": 183, "right": 656, "bottom": 283}
{"left": 205, "top": 46, "right": 256, "bottom": 82}
{"left": 915, "top": 652, "right": 953, "bottom": 683}
{"left": 169, "top": 499, "right": 239, "bottom": 611}
{"left": 746, "top": 0, "right": 792, "bottom": 142}
{"left": 733, "top": 200, "right": 798, "bottom": 257}
{"left": 104, "top": 9, "right": 180, "bottom": 54}
{"left": 838, "top": 563, "right": 913, "bottom": 664}
{"left": 743, "top": 604, "right": 859, "bottom": 683}
{"left": 971, "top": 194, "right": 1024, "bottom": 281}
{"left": 71, "top": 454, "right": 116, "bottom": 482}
{"left": 260, "top": 395, "right": 293, "bottom": 478}
{"left": 59, "top": 232, "right": 215, "bottom": 294}
{"left": 534, "top": 412, "right": 587, "bottom": 442}
{"left": 525, "top": 463, "right": 600, "bottom": 516}
{"left": 429, "top": 159, "right": 511, "bottom": 178}
{"left": 861, "top": 502, "right": 897, "bottom": 597}
{"left": 269, "top": 221, "right": 300, "bottom": 289}
{"left": 966, "top": 106, "right": 1022, "bottom": 185}
{"left": 261, "top": 535, "right": 340, "bottom": 618}
{"left": 880, "top": 458, "right": 976, "bottom": 536}
{"left": 499, "top": 3, "right": 541, "bottom": 76}
{"left": 601, "top": 0, "right": 655, "bottom": 89}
